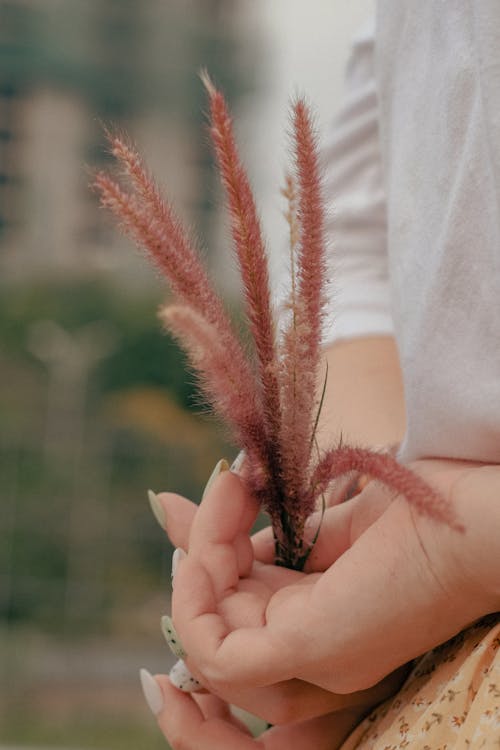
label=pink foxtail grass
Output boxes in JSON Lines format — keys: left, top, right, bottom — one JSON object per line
{"left": 201, "top": 71, "right": 283, "bottom": 495}
{"left": 158, "top": 304, "right": 268, "bottom": 480}
{"left": 93, "top": 74, "right": 463, "bottom": 569}
{"left": 278, "top": 101, "right": 328, "bottom": 530}
{"left": 94, "top": 144, "right": 269, "bottom": 477}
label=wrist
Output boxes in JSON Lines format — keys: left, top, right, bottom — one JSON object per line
{"left": 453, "top": 465, "right": 500, "bottom": 611}
{"left": 418, "top": 461, "right": 500, "bottom": 618}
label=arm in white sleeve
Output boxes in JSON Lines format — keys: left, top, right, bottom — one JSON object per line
{"left": 322, "top": 17, "right": 393, "bottom": 345}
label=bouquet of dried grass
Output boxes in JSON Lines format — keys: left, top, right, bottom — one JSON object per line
{"left": 93, "top": 74, "right": 461, "bottom": 570}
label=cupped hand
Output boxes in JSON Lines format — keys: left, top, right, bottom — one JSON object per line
{"left": 170, "top": 459, "right": 500, "bottom": 698}
{"left": 157, "top": 474, "right": 406, "bottom": 725}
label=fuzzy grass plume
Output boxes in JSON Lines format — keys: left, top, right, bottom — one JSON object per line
{"left": 93, "top": 74, "right": 462, "bottom": 570}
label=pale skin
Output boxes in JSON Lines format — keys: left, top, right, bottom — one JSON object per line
{"left": 146, "top": 337, "right": 500, "bottom": 748}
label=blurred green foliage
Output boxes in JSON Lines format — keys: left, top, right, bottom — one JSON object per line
{"left": 0, "top": 280, "right": 230, "bottom": 634}
{"left": 0, "top": 280, "right": 196, "bottom": 405}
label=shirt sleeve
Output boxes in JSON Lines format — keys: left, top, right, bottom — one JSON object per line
{"left": 321, "top": 17, "right": 394, "bottom": 346}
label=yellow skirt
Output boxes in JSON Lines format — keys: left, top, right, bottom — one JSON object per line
{"left": 341, "top": 614, "right": 500, "bottom": 750}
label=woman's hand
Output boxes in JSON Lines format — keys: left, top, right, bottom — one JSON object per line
{"left": 141, "top": 670, "right": 374, "bottom": 750}
{"left": 171, "top": 460, "right": 500, "bottom": 696}
{"left": 156, "top": 475, "right": 406, "bottom": 725}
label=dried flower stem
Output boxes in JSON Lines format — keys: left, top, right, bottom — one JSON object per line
{"left": 201, "top": 72, "right": 282, "bottom": 479}
{"left": 96, "top": 139, "right": 225, "bottom": 334}
{"left": 309, "top": 445, "right": 465, "bottom": 531}
{"left": 294, "top": 99, "right": 328, "bottom": 365}
{"left": 278, "top": 100, "right": 329, "bottom": 530}
{"left": 281, "top": 172, "right": 300, "bottom": 268}
{"left": 94, "top": 77, "right": 463, "bottom": 573}
{"left": 93, "top": 149, "right": 268, "bottom": 473}
{"left": 159, "top": 304, "right": 267, "bottom": 469}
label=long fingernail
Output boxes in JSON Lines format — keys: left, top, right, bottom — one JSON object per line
{"left": 169, "top": 658, "right": 202, "bottom": 692}
{"left": 161, "top": 615, "right": 186, "bottom": 659}
{"left": 147, "top": 489, "right": 166, "bottom": 530}
{"left": 139, "top": 668, "right": 164, "bottom": 715}
{"left": 230, "top": 450, "right": 246, "bottom": 474}
{"left": 171, "top": 547, "right": 186, "bottom": 587}
{"left": 201, "top": 458, "right": 229, "bottom": 500}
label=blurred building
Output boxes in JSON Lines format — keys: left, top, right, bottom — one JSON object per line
{"left": 0, "top": 0, "right": 260, "bottom": 289}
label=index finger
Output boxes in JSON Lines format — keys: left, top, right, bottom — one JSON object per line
{"left": 188, "top": 469, "right": 260, "bottom": 596}
{"left": 189, "top": 468, "right": 259, "bottom": 553}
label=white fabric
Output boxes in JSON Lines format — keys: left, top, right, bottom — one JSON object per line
{"left": 322, "top": 18, "right": 394, "bottom": 344}
{"left": 322, "top": 2, "right": 500, "bottom": 463}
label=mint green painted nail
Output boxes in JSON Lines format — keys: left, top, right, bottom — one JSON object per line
{"left": 161, "top": 615, "right": 186, "bottom": 659}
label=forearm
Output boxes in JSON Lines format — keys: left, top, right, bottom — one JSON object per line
{"left": 317, "top": 336, "right": 406, "bottom": 451}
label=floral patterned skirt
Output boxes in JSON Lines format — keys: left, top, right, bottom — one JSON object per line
{"left": 340, "top": 613, "right": 500, "bottom": 750}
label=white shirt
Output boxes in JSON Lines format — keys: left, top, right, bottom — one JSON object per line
{"left": 322, "top": 2, "right": 500, "bottom": 464}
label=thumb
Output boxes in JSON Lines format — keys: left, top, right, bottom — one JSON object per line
{"left": 303, "top": 480, "right": 394, "bottom": 572}
{"left": 251, "top": 481, "right": 393, "bottom": 570}
{"left": 297, "top": 495, "right": 467, "bottom": 694}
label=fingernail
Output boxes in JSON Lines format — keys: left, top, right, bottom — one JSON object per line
{"left": 169, "top": 658, "right": 202, "bottom": 692}
{"left": 201, "top": 458, "right": 229, "bottom": 500}
{"left": 148, "top": 489, "right": 166, "bottom": 530}
{"left": 171, "top": 547, "right": 186, "bottom": 587}
{"left": 139, "top": 668, "right": 164, "bottom": 715}
{"left": 230, "top": 450, "right": 246, "bottom": 475}
{"left": 161, "top": 615, "right": 186, "bottom": 659}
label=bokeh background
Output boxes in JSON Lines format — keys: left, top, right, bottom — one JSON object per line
{"left": 0, "top": 2, "right": 370, "bottom": 748}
